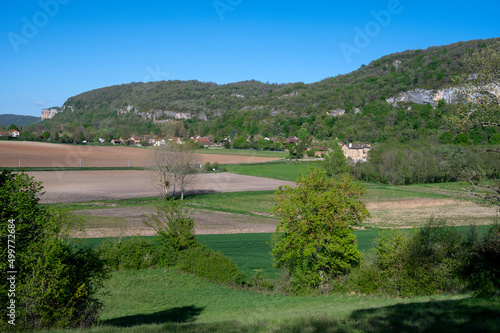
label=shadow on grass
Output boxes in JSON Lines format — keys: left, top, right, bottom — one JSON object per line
{"left": 102, "top": 305, "right": 204, "bottom": 327}
{"left": 275, "top": 297, "right": 500, "bottom": 333}
{"left": 137, "top": 298, "right": 500, "bottom": 333}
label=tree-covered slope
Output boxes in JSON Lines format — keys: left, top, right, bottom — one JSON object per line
{"left": 41, "top": 38, "right": 500, "bottom": 143}
{"left": 0, "top": 114, "right": 40, "bottom": 127}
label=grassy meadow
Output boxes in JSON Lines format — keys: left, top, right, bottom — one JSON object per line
{"left": 42, "top": 267, "right": 500, "bottom": 333}
{"left": 42, "top": 158, "right": 499, "bottom": 332}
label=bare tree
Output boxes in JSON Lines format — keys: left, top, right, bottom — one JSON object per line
{"left": 149, "top": 142, "right": 199, "bottom": 199}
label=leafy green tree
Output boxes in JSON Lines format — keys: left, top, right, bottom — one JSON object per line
{"left": 323, "top": 140, "right": 350, "bottom": 177}
{"left": 41, "top": 131, "right": 50, "bottom": 141}
{"left": 439, "top": 131, "right": 453, "bottom": 144}
{"left": 0, "top": 171, "right": 108, "bottom": 330}
{"left": 6, "top": 124, "right": 19, "bottom": 131}
{"left": 489, "top": 133, "right": 500, "bottom": 144}
{"left": 271, "top": 169, "right": 369, "bottom": 292}
{"left": 453, "top": 133, "right": 470, "bottom": 145}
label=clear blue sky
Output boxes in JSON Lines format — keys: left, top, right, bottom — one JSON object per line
{"left": 1, "top": 0, "right": 499, "bottom": 117}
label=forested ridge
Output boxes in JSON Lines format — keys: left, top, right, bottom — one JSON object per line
{"left": 19, "top": 37, "right": 500, "bottom": 144}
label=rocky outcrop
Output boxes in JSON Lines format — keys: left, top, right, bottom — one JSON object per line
{"left": 41, "top": 107, "right": 61, "bottom": 120}
{"left": 387, "top": 83, "right": 500, "bottom": 107}
{"left": 386, "top": 88, "right": 458, "bottom": 106}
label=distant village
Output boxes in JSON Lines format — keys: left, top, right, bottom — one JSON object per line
{"left": 114, "top": 133, "right": 371, "bottom": 162}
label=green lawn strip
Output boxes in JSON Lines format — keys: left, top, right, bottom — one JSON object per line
{"left": 45, "top": 268, "right": 498, "bottom": 332}
{"left": 184, "top": 191, "right": 276, "bottom": 217}
{"left": 225, "top": 161, "right": 323, "bottom": 182}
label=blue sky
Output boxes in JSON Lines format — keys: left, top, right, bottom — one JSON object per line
{"left": 1, "top": 0, "right": 499, "bottom": 117}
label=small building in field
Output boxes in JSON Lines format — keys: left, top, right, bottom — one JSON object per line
{"left": 8, "top": 130, "right": 20, "bottom": 137}
{"left": 339, "top": 142, "right": 371, "bottom": 162}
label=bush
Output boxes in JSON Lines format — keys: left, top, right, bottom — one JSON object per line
{"left": 204, "top": 162, "right": 212, "bottom": 172}
{"left": 98, "top": 237, "right": 160, "bottom": 270}
{"left": 0, "top": 171, "right": 108, "bottom": 331}
{"left": 144, "top": 199, "right": 196, "bottom": 253}
{"left": 461, "top": 224, "right": 500, "bottom": 297}
{"left": 176, "top": 245, "right": 246, "bottom": 285}
{"left": 346, "top": 219, "right": 500, "bottom": 297}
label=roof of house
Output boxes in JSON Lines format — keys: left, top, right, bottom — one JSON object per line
{"left": 345, "top": 143, "right": 371, "bottom": 149}
{"left": 196, "top": 138, "right": 214, "bottom": 145}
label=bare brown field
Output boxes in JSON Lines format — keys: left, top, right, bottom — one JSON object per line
{"left": 29, "top": 170, "right": 294, "bottom": 204}
{"left": 0, "top": 141, "right": 280, "bottom": 168}
{"left": 72, "top": 206, "right": 277, "bottom": 238}
{"left": 70, "top": 197, "right": 498, "bottom": 238}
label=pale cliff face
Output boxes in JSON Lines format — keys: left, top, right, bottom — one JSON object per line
{"left": 387, "top": 83, "right": 499, "bottom": 107}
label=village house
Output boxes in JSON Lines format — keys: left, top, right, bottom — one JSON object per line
{"left": 169, "top": 137, "right": 184, "bottom": 144}
{"left": 339, "top": 142, "right": 371, "bottom": 162}
{"left": 285, "top": 136, "right": 300, "bottom": 144}
{"left": 128, "top": 135, "right": 141, "bottom": 145}
{"left": 154, "top": 138, "right": 166, "bottom": 147}
{"left": 141, "top": 135, "right": 155, "bottom": 146}
{"left": 8, "top": 130, "right": 20, "bottom": 137}
{"left": 195, "top": 137, "right": 214, "bottom": 148}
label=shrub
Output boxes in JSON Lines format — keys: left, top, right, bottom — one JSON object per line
{"left": 98, "top": 237, "right": 160, "bottom": 270}
{"left": 144, "top": 199, "right": 196, "bottom": 253}
{"left": 212, "top": 161, "right": 220, "bottom": 170}
{"left": 460, "top": 224, "right": 500, "bottom": 297}
{"left": 0, "top": 171, "right": 108, "bottom": 331}
{"left": 346, "top": 219, "right": 500, "bottom": 297}
{"left": 176, "top": 245, "right": 246, "bottom": 285}
{"left": 204, "top": 162, "right": 212, "bottom": 172}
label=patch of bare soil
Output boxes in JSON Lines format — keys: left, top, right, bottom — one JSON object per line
{"left": 28, "top": 171, "right": 294, "bottom": 204}
{"left": 73, "top": 206, "right": 278, "bottom": 238}
{"left": 0, "top": 141, "right": 279, "bottom": 168}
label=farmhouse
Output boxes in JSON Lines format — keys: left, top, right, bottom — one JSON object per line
{"left": 9, "top": 130, "right": 20, "bottom": 137}
{"left": 195, "top": 138, "right": 214, "bottom": 148}
{"left": 340, "top": 142, "right": 371, "bottom": 162}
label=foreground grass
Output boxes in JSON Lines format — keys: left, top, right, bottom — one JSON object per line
{"left": 43, "top": 268, "right": 500, "bottom": 333}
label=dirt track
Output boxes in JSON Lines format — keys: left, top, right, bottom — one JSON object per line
{"left": 0, "top": 141, "right": 279, "bottom": 168}
{"left": 29, "top": 170, "right": 294, "bottom": 204}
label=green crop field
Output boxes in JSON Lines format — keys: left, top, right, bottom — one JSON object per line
{"left": 225, "top": 161, "right": 323, "bottom": 181}
{"left": 72, "top": 225, "right": 493, "bottom": 281}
